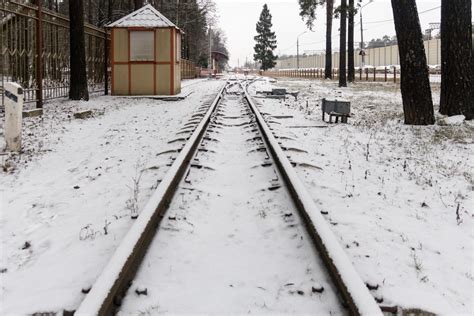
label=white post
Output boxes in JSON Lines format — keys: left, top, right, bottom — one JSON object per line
{"left": 4, "top": 82, "right": 24, "bottom": 152}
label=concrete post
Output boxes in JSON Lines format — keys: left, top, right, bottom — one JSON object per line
{"left": 4, "top": 82, "right": 24, "bottom": 152}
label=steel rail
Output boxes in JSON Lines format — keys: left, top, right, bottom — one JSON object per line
{"left": 76, "top": 83, "right": 227, "bottom": 316}
{"left": 241, "top": 82, "right": 382, "bottom": 315}
{"left": 77, "top": 80, "right": 381, "bottom": 315}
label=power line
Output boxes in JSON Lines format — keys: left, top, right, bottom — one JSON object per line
{"left": 364, "top": 5, "right": 441, "bottom": 25}
{"left": 279, "top": 42, "right": 297, "bottom": 53}
{"left": 282, "top": 5, "right": 441, "bottom": 53}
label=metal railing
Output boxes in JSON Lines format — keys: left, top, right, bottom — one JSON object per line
{"left": 264, "top": 67, "right": 400, "bottom": 83}
{"left": 0, "top": 1, "right": 110, "bottom": 109}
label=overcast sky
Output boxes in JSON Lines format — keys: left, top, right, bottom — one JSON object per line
{"left": 213, "top": 0, "right": 462, "bottom": 67}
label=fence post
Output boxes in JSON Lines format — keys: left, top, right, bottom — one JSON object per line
{"left": 359, "top": 68, "right": 362, "bottom": 80}
{"left": 373, "top": 67, "right": 376, "bottom": 81}
{"left": 35, "top": 0, "right": 43, "bottom": 108}
{"left": 365, "top": 68, "right": 369, "bottom": 81}
{"left": 394, "top": 66, "right": 397, "bottom": 83}
{"left": 384, "top": 67, "right": 387, "bottom": 82}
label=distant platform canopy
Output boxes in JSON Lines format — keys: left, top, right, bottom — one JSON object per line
{"left": 107, "top": 4, "right": 182, "bottom": 96}
{"left": 211, "top": 51, "right": 229, "bottom": 62}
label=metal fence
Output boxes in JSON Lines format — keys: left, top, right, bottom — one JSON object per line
{"left": 264, "top": 67, "right": 400, "bottom": 83}
{"left": 264, "top": 67, "right": 442, "bottom": 84}
{"left": 0, "top": 1, "right": 109, "bottom": 109}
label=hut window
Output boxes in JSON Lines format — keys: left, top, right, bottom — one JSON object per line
{"left": 176, "top": 33, "right": 181, "bottom": 62}
{"left": 130, "top": 31, "right": 154, "bottom": 61}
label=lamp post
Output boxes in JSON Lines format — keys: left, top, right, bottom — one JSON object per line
{"left": 297, "top": 30, "right": 313, "bottom": 69}
{"left": 359, "top": 0, "right": 374, "bottom": 68}
{"left": 209, "top": 26, "right": 212, "bottom": 71}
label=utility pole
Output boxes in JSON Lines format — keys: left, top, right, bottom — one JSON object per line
{"left": 209, "top": 27, "right": 212, "bottom": 70}
{"left": 360, "top": 11, "right": 364, "bottom": 67}
{"left": 297, "top": 37, "right": 300, "bottom": 69}
{"left": 297, "top": 30, "right": 311, "bottom": 69}
{"left": 359, "top": 0, "right": 373, "bottom": 68}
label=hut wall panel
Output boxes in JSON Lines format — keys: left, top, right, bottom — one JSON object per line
{"left": 174, "top": 63, "right": 181, "bottom": 94}
{"left": 131, "top": 64, "right": 154, "bottom": 95}
{"left": 174, "top": 32, "right": 181, "bottom": 94}
{"left": 156, "top": 29, "right": 171, "bottom": 63}
{"left": 113, "top": 65, "right": 129, "bottom": 95}
{"left": 156, "top": 64, "right": 171, "bottom": 95}
{"left": 114, "top": 29, "right": 129, "bottom": 62}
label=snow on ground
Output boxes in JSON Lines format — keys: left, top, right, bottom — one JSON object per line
{"left": 1, "top": 75, "right": 472, "bottom": 315}
{"left": 249, "top": 78, "right": 473, "bottom": 315}
{"left": 118, "top": 85, "right": 343, "bottom": 315}
{"left": 0, "top": 79, "right": 224, "bottom": 314}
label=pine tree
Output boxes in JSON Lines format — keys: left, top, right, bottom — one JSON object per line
{"left": 254, "top": 4, "right": 278, "bottom": 71}
{"left": 338, "top": 0, "right": 347, "bottom": 87}
{"left": 69, "top": 0, "right": 89, "bottom": 101}
{"left": 347, "top": 0, "right": 355, "bottom": 82}
{"left": 439, "top": 0, "right": 473, "bottom": 120}
{"left": 391, "top": 0, "right": 434, "bottom": 125}
{"left": 298, "top": 0, "right": 334, "bottom": 79}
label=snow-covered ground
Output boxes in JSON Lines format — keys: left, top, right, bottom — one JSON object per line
{"left": 249, "top": 78, "right": 473, "bottom": 315}
{"left": 1, "top": 76, "right": 472, "bottom": 315}
{"left": 0, "top": 79, "right": 223, "bottom": 314}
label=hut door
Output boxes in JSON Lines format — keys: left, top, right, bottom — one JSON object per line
{"left": 129, "top": 30, "right": 155, "bottom": 95}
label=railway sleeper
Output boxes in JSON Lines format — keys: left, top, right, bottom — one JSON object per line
{"left": 168, "top": 137, "right": 189, "bottom": 144}
{"left": 190, "top": 163, "right": 215, "bottom": 171}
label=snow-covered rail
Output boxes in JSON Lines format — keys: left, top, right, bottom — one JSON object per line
{"left": 75, "top": 83, "right": 227, "bottom": 315}
{"left": 76, "top": 80, "right": 382, "bottom": 315}
{"left": 242, "top": 82, "right": 382, "bottom": 315}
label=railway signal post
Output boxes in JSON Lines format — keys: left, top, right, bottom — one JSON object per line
{"left": 4, "top": 82, "right": 24, "bottom": 152}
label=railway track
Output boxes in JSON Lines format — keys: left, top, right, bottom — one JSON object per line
{"left": 76, "top": 80, "right": 382, "bottom": 315}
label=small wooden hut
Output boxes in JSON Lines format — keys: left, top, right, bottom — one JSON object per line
{"left": 107, "top": 4, "right": 182, "bottom": 95}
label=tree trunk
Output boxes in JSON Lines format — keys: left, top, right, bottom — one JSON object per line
{"left": 107, "top": 0, "right": 113, "bottom": 22}
{"left": 439, "top": 0, "right": 473, "bottom": 119}
{"left": 338, "top": 0, "right": 347, "bottom": 87}
{"left": 69, "top": 0, "right": 89, "bottom": 101}
{"left": 347, "top": 0, "right": 355, "bottom": 82}
{"left": 134, "top": 0, "right": 143, "bottom": 10}
{"left": 391, "top": 0, "right": 434, "bottom": 125}
{"left": 98, "top": 0, "right": 105, "bottom": 26}
{"left": 87, "top": 0, "right": 93, "bottom": 24}
{"left": 325, "top": 0, "right": 333, "bottom": 79}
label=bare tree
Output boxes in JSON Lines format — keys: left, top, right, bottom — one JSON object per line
{"left": 391, "top": 0, "right": 434, "bottom": 125}
{"left": 439, "top": 0, "right": 473, "bottom": 120}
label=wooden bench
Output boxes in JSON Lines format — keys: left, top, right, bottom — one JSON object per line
{"left": 321, "top": 98, "right": 351, "bottom": 123}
